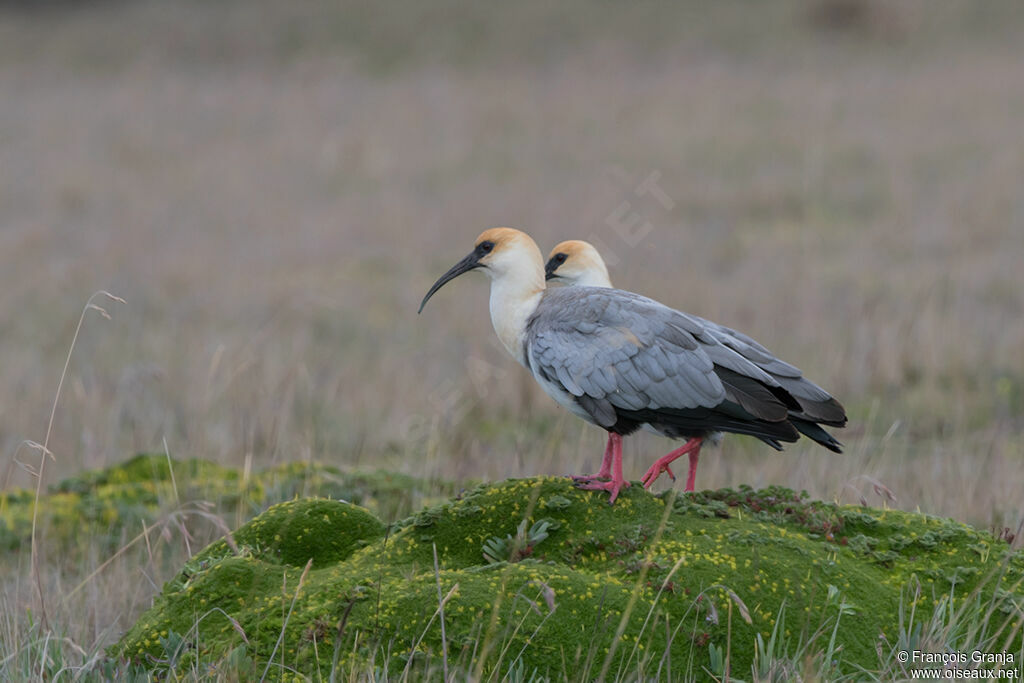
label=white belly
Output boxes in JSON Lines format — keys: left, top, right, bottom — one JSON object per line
{"left": 525, "top": 358, "right": 601, "bottom": 427}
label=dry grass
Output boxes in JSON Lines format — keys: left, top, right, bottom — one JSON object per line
{"left": 1, "top": 0, "right": 1023, "bottom": 673}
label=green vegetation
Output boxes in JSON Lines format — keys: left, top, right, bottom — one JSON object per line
{"left": 0, "top": 454, "right": 453, "bottom": 555}
{"left": 111, "top": 477, "right": 1023, "bottom": 680}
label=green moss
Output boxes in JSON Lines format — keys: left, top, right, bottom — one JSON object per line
{"left": 194, "top": 499, "right": 385, "bottom": 568}
{"left": 112, "top": 478, "right": 1024, "bottom": 680}
{"left": 0, "top": 454, "right": 452, "bottom": 554}
{"left": 52, "top": 454, "right": 240, "bottom": 493}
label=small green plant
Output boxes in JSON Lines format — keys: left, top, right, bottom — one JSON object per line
{"left": 155, "top": 630, "right": 189, "bottom": 673}
{"left": 482, "top": 519, "right": 553, "bottom": 564}
{"left": 753, "top": 601, "right": 791, "bottom": 681}
{"left": 708, "top": 641, "right": 725, "bottom": 678}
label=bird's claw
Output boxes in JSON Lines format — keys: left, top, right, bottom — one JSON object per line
{"left": 570, "top": 473, "right": 611, "bottom": 485}
{"left": 575, "top": 478, "right": 630, "bottom": 504}
{"left": 640, "top": 462, "right": 675, "bottom": 489}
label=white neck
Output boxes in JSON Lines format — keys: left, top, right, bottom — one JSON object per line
{"left": 574, "top": 269, "right": 612, "bottom": 288}
{"left": 488, "top": 271, "right": 544, "bottom": 365}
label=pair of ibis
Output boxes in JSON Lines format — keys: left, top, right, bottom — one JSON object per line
{"left": 418, "top": 229, "right": 846, "bottom": 503}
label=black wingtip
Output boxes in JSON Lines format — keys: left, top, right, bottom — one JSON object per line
{"left": 791, "top": 418, "right": 844, "bottom": 453}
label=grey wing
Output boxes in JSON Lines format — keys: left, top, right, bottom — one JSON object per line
{"left": 528, "top": 289, "right": 728, "bottom": 428}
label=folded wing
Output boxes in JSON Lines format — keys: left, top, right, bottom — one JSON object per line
{"left": 527, "top": 287, "right": 804, "bottom": 446}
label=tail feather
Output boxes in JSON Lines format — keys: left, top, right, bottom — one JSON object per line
{"left": 775, "top": 377, "right": 848, "bottom": 426}
{"left": 791, "top": 418, "right": 843, "bottom": 453}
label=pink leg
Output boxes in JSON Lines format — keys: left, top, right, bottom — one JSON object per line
{"left": 684, "top": 449, "right": 700, "bottom": 492}
{"left": 640, "top": 437, "right": 704, "bottom": 491}
{"left": 576, "top": 433, "right": 630, "bottom": 504}
{"left": 571, "top": 433, "right": 614, "bottom": 483}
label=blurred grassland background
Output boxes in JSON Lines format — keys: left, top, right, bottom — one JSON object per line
{"left": 1, "top": 0, "right": 1023, "bottom": 658}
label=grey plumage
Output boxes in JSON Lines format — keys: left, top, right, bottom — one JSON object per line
{"left": 525, "top": 286, "right": 830, "bottom": 449}
{"left": 691, "top": 317, "right": 846, "bottom": 450}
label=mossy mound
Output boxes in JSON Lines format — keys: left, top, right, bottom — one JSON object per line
{"left": 114, "top": 479, "right": 1024, "bottom": 680}
{"left": 202, "top": 498, "right": 385, "bottom": 568}
{"left": 0, "top": 454, "right": 451, "bottom": 554}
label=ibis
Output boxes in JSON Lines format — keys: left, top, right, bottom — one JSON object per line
{"left": 419, "top": 229, "right": 844, "bottom": 503}
{"left": 544, "top": 239, "right": 846, "bottom": 494}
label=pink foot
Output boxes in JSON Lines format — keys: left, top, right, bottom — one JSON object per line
{"left": 640, "top": 438, "right": 703, "bottom": 491}
{"left": 574, "top": 432, "right": 628, "bottom": 504}
{"left": 640, "top": 459, "right": 676, "bottom": 488}
{"left": 572, "top": 473, "right": 609, "bottom": 484}
{"left": 575, "top": 478, "right": 630, "bottom": 504}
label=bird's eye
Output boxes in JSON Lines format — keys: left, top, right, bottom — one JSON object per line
{"left": 478, "top": 241, "right": 495, "bottom": 254}
{"left": 555, "top": 253, "right": 567, "bottom": 264}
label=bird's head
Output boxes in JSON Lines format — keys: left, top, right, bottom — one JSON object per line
{"left": 544, "top": 240, "right": 612, "bottom": 288}
{"left": 419, "top": 228, "right": 544, "bottom": 313}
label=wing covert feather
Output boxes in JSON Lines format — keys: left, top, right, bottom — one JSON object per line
{"left": 527, "top": 288, "right": 733, "bottom": 420}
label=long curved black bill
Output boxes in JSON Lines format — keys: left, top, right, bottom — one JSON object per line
{"left": 418, "top": 251, "right": 481, "bottom": 314}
